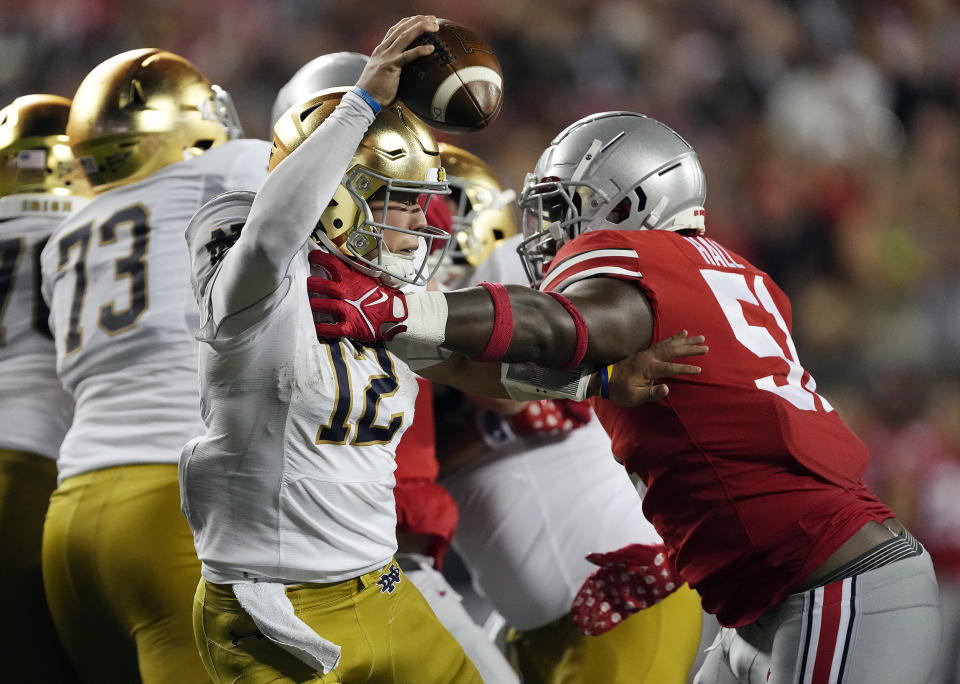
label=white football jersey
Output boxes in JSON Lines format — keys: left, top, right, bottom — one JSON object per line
{"left": 442, "top": 417, "right": 659, "bottom": 630}
{"left": 40, "top": 139, "right": 270, "bottom": 481}
{"left": 181, "top": 193, "right": 417, "bottom": 584}
{"left": 440, "top": 232, "right": 662, "bottom": 630}
{"left": 0, "top": 195, "right": 84, "bottom": 459}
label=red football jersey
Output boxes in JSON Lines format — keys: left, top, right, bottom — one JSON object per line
{"left": 396, "top": 377, "right": 439, "bottom": 481}
{"left": 541, "top": 229, "right": 892, "bottom": 627}
{"left": 394, "top": 377, "right": 459, "bottom": 566}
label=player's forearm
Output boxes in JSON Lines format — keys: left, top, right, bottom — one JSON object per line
{"left": 242, "top": 91, "right": 375, "bottom": 278}
{"left": 417, "top": 352, "right": 510, "bottom": 398}
{"left": 439, "top": 285, "right": 580, "bottom": 367}
{"left": 402, "top": 282, "right": 644, "bottom": 368}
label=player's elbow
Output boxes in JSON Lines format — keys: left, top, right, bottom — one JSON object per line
{"left": 514, "top": 293, "right": 576, "bottom": 367}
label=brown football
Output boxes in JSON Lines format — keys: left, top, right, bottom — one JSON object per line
{"left": 398, "top": 19, "right": 503, "bottom": 133}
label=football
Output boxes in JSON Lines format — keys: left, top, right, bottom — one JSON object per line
{"left": 398, "top": 19, "right": 503, "bottom": 133}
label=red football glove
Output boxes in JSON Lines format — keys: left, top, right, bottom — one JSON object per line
{"left": 307, "top": 250, "right": 408, "bottom": 342}
{"left": 571, "top": 543, "right": 681, "bottom": 636}
{"left": 507, "top": 399, "right": 593, "bottom": 437}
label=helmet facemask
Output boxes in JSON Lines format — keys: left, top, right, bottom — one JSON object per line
{"left": 313, "top": 166, "right": 451, "bottom": 288}
{"left": 448, "top": 183, "right": 517, "bottom": 264}
{"left": 518, "top": 172, "right": 612, "bottom": 283}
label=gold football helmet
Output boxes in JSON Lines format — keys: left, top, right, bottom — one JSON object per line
{"left": 0, "top": 94, "right": 89, "bottom": 197}
{"left": 67, "top": 48, "right": 243, "bottom": 193}
{"left": 270, "top": 87, "right": 450, "bottom": 286}
{"left": 439, "top": 142, "right": 518, "bottom": 268}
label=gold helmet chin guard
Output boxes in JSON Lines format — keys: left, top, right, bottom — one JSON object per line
{"left": 0, "top": 94, "right": 90, "bottom": 198}
{"left": 437, "top": 143, "right": 518, "bottom": 269}
{"left": 67, "top": 48, "right": 243, "bottom": 194}
{"left": 270, "top": 87, "right": 451, "bottom": 287}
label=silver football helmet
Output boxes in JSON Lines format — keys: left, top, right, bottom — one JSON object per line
{"left": 271, "top": 52, "right": 368, "bottom": 126}
{"left": 517, "top": 111, "right": 706, "bottom": 284}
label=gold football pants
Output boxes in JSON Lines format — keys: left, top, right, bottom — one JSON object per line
{"left": 0, "top": 449, "right": 78, "bottom": 682}
{"left": 507, "top": 583, "right": 702, "bottom": 684}
{"left": 194, "top": 562, "right": 482, "bottom": 683}
{"left": 42, "top": 463, "right": 209, "bottom": 683}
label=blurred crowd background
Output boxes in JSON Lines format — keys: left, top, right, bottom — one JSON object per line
{"left": 2, "top": 0, "right": 959, "bottom": 675}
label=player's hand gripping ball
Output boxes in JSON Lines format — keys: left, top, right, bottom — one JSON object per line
{"left": 398, "top": 19, "right": 503, "bottom": 132}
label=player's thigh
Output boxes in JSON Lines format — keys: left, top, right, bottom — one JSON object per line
{"left": 766, "top": 552, "right": 940, "bottom": 684}
{"left": 194, "top": 579, "right": 324, "bottom": 684}
{"left": 195, "top": 567, "right": 481, "bottom": 684}
{"left": 812, "top": 553, "right": 939, "bottom": 684}
{"left": 0, "top": 448, "right": 58, "bottom": 572}
{"left": 508, "top": 587, "right": 702, "bottom": 684}
{"left": 352, "top": 567, "right": 482, "bottom": 683}
{"left": 509, "top": 585, "right": 701, "bottom": 684}
{"left": 539, "top": 585, "right": 701, "bottom": 684}
{"left": 604, "top": 583, "right": 702, "bottom": 684}
{"left": 44, "top": 464, "right": 206, "bottom": 682}
{"left": 0, "top": 449, "right": 78, "bottom": 683}
{"left": 42, "top": 469, "right": 142, "bottom": 682}
{"left": 104, "top": 466, "right": 209, "bottom": 682}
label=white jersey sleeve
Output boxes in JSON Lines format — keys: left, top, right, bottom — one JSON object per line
{"left": 0, "top": 195, "right": 84, "bottom": 459}
{"left": 40, "top": 139, "right": 271, "bottom": 481}
{"left": 200, "top": 91, "right": 375, "bottom": 332}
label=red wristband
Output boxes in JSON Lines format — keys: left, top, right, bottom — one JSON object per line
{"left": 477, "top": 282, "right": 513, "bottom": 362}
{"left": 546, "top": 291, "right": 588, "bottom": 368}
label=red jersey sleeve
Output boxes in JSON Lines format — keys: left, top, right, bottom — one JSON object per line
{"left": 539, "top": 230, "right": 647, "bottom": 293}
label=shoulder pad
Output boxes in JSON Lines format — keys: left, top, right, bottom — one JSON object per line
{"left": 186, "top": 190, "right": 256, "bottom": 300}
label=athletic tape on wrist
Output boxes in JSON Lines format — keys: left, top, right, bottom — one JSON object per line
{"left": 398, "top": 291, "right": 448, "bottom": 347}
{"left": 477, "top": 282, "right": 513, "bottom": 362}
{"left": 545, "top": 291, "right": 588, "bottom": 368}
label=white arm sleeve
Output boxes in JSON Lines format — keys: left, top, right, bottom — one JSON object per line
{"left": 210, "top": 91, "right": 376, "bottom": 323}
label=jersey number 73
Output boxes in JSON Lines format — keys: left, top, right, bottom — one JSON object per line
{"left": 56, "top": 204, "right": 150, "bottom": 355}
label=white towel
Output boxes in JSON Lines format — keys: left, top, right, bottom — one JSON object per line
{"left": 232, "top": 581, "right": 342, "bottom": 674}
